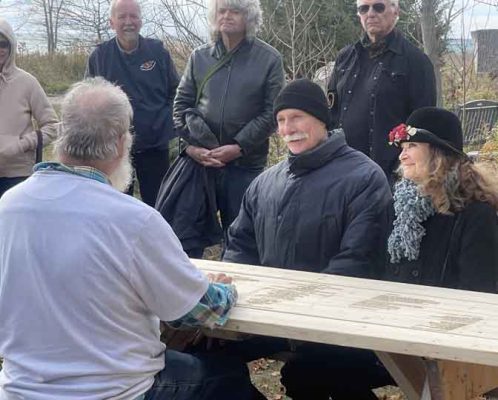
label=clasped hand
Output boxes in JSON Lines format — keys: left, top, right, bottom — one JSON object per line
{"left": 186, "top": 144, "right": 242, "bottom": 167}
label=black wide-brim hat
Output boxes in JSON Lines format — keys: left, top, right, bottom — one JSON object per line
{"left": 388, "top": 107, "right": 466, "bottom": 158}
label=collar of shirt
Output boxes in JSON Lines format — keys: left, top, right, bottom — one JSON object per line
{"left": 115, "top": 36, "right": 139, "bottom": 54}
{"left": 33, "top": 162, "right": 110, "bottom": 185}
{"left": 359, "top": 28, "right": 401, "bottom": 57}
{"left": 211, "top": 36, "right": 251, "bottom": 59}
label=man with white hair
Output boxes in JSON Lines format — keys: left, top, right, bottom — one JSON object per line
{"left": 171, "top": 0, "right": 285, "bottom": 258}
{"left": 0, "top": 78, "right": 254, "bottom": 400}
{"left": 327, "top": 0, "right": 436, "bottom": 180}
{"left": 86, "top": 0, "right": 179, "bottom": 206}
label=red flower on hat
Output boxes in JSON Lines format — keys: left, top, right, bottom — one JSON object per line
{"left": 388, "top": 124, "right": 417, "bottom": 145}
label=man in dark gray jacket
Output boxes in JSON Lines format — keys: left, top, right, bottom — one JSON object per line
{"left": 173, "top": 0, "right": 284, "bottom": 258}
{"left": 224, "top": 79, "right": 394, "bottom": 400}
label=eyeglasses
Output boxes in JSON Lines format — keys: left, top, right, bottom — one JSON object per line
{"left": 357, "top": 3, "right": 387, "bottom": 15}
{"left": 0, "top": 41, "right": 10, "bottom": 49}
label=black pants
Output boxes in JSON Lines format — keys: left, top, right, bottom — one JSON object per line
{"left": 280, "top": 343, "right": 395, "bottom": 400}
{"left": 0, "top": 177, "right": 27, "bottom": 198}
{"left": 205, "top": 336, "right": 395, "bottom": 400}
{"left": 128, "top": 148, "right": 170, "bottom": 207}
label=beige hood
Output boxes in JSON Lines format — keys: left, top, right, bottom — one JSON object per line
{"left": 0, "top": 18, "right": 17, "bottom": 79}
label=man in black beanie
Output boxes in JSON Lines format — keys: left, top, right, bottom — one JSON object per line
{"left": 223, "top": 79, "right": 394, "bottom": 399}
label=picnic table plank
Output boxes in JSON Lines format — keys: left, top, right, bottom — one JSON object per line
{"left": 193, "top": 259, "right": 498, "bottom": 399}
{"left": 195, "top": 259, "right": 498, "bottom": 367}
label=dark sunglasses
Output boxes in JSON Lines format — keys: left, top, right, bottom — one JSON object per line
{"left": 0, "top": 41, "right": 10, "bottom": 49}
{"left": 357, "top": 3, "right": 387, "bottom": 15}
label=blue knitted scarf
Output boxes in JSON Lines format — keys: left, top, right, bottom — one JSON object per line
{"left": 388, "top": 179, "right": 436, "bottom": 263}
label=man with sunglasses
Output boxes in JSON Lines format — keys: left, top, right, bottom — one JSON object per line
{"left": 327, "top": 0, "right": 436, "bottom": 181}
{"left": 0, "top": 18, "right": 58, "bottom": 198}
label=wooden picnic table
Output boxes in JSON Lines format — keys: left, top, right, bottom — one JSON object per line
{"left": 193, "top": 259, "right": 498, "bottom": 400}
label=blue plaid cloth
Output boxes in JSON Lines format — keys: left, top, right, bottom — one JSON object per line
{"left": 169, "top": 283, "right": 238, "bottom": 329}
{"left": 33, "top": 162, "right": 110, "bottom": 185}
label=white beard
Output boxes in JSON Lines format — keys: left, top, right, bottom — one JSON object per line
{"left": 109, "top": 134, "right": 134, "bottom": 192}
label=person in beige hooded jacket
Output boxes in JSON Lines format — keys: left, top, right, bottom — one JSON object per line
{"left": 0, "top": 18, "right": 58, "bottom": 197}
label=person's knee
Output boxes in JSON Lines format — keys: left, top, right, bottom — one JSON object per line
{"left": 200, "top": 354, "right": 254, "bottom": 400}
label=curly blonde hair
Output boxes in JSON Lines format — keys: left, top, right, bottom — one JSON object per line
{"left": 413, "top": 147, "right": 498, "bottom": 214}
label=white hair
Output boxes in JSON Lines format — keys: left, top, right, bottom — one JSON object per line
{"left": 356, "top": 0, "right": 399, "bottom": 7}
{"left": 110, "top": 0, "right": 142, "bottom": 17}
{"left": 55, "top": 77, "right": 133, "bottom": 161}
{"left": 207, "top": 0, "right": 263, "bottom": 40}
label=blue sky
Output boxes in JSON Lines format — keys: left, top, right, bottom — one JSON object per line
{"left": 450, "top": 1, "right": 498, "bottom": 37}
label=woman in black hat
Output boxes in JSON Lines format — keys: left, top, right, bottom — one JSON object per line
{"left": 279, "top": 108, "right": 498, "bottom": 400}
{"left": 386, "top": 106, "right": 498, "bottom": 292}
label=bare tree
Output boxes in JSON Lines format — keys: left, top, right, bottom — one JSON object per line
{"left": 29, "top": 0, "right": 65, "bottom": 53}
{"left": 60, "top": 0, "right": 112, "bottom": 48}
{"left": 394, "top": 0, "right": 469, "bottom": 105}
{"left": 148, "top": 0, "right": 208, "bottom": 67}
{"left": 442, "top": 0, "right": 498, "bottom": 140}
{"left": 261, "top": 0, "right": 358, "bottom": 80}
{"left": 417, "top": 0, "right": 467, "bottom": 105}
{"left": 0, "top": 0, "right": 31, "bottom": 32}
{"left": 474, "top": 0, "right": 498, "bottom": 5}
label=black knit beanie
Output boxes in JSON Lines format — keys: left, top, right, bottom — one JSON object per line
{"left": 273, "top": 79, "right": 330, "bottom": 128}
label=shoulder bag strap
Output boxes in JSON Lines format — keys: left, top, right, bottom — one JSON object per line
{"left": 179, "top": 51, "right": 234, "bottom": 156}
{"left": 35, "top": 130, "right": 43, "bottom": 164}
{"left": 195, "top": 50, "right": 234, "bottom": 107}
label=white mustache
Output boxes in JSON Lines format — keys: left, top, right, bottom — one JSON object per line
{"left": 282, "top": 132, "right": 309, "bottom": 143}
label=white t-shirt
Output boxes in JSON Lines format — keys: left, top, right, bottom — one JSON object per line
{"left": 0, "top": 171, "right": 209, "bottom": 400}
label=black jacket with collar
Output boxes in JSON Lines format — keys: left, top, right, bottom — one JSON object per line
{"left": 224, "top": 130, "right": 393, "bottom": 279}
{"left": 386, "top": 201, "right": 498, "bottom": 293}
{"left": 327, "top": 29, "right": 436, "bottom": 177}
{"left": 173, "top": 37, "right": 284, "bottom": 170}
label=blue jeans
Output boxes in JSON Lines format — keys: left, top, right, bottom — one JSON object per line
{"left": 143, "top": 350, "right": 254, "bottom": 400}
{"left": 0, "top": 177, "right": 27, "bottom": 198}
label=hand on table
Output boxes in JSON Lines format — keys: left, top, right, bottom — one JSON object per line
{"left": 207, "top": 272, "right": 233, "bottom": 284}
